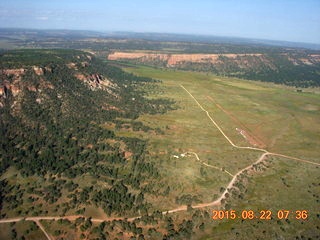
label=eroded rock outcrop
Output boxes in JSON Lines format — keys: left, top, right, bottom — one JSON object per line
{"left": 0, "top": 69, "right": 26, "bottom": 98}
{"left": 108, "top": 52, "right": 266, "bottom": 66}
{"left": 33, "top": 66, "right": 44, "bottom": 75}
{"left": 67, "top": 62, "right": 77, "bottom": 70}
{"left": 0, "top": 67, "right": 54, "bottom": 108}
{"left": 108, "top": 51, "right": 320, "bottom": 69}
{"left": 74, "top": 73, "right": 117, "bottom": 93}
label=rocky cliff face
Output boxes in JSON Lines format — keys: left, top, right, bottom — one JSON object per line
{"left": 0, "top": 53, "right": 117, "bottom": 109}
{"left": 74, "top": 73, "right": 117, "bottom": 93}
{"left": 108, "top": 52, "right": 278, "bottom": 74}
{"left": 108, "top": 51, "right": 320, "bottom": 87}
{"left": 0, "top": 69, "right": 25, "bottom": 98}
{"left": 0, "top": 67, "right": 56, "bottom": 109}
{"left": 108, "top": 51, "right": 320, "bottom": 67}
{"left": 167, "top": 53, "right": 265, "bottom": 65}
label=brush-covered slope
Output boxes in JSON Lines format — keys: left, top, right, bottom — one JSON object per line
{"left": 0, "top": 49, "right": 174, "bottom": 219}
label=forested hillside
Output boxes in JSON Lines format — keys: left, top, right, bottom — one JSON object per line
{"left": 0, "top": 49, "right": 174, "bottom": 218}
{"left": 1, "top": 50, "right": 216, "bottom": 239}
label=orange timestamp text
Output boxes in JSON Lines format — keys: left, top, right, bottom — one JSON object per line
{"left": 212, "top": 210, "right": 308, "bottom": 220}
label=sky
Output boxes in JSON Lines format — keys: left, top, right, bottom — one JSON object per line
{"left": 0, "top": 0, "right": 319, "bottom": 44}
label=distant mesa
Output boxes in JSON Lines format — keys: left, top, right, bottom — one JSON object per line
{"left": 108, "top": 52, "right": 264, "bottom": 66}
{"left": 108, "top": 51, "right": 320, "bottom": 87}
{"left": 108, "top": 51, "right": 320, "bottom": 67}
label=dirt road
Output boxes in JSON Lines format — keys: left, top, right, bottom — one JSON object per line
{"left": 1, "top": 84, "right": 319, "bottom": 235}
{"left": 183, "top": 151, "right": 234, "bottom": 177}
{"left": 34, "top": 220, "right": 52, "bottom": 240}
{"left": 0, "top": 153, "right": 270, "bottom": 225}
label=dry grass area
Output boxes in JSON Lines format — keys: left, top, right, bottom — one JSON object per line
{"left": 125, "top": 66, "right": 320, "bottom": 162}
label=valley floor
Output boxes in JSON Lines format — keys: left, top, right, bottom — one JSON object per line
{"left": 1, "top": 65, "right": 319, "bottom": 239}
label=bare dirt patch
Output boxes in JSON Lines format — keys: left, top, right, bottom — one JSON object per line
{"left": 236, "top": 128, "right": 261, "bottom": 147}
{"left": 124, "top": 151, "right": 133, "bottom": 159}
{"left": 303, "top": 104, "right": 319, "bottom": 111}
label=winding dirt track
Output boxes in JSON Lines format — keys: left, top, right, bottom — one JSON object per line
{"left": 1, "top": 84, "right": 319, "bottom": 237}
{"left": 183, "top": 151, "right": 234, "bottom": 177}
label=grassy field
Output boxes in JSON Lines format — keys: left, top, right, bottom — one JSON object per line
{"left": 124, "top": 66, "right": 320, "bottom": 162}
{"left": 122, "top": 66, "right": 320, "bottom": 238}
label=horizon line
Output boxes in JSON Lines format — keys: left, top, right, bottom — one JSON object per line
{"left": 1, "top": 27, "right": 320, "bottom": 48}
